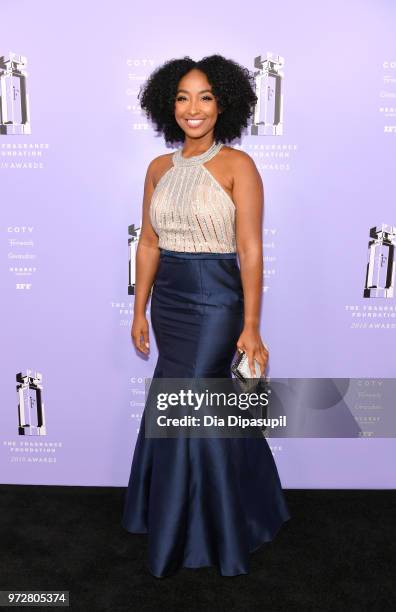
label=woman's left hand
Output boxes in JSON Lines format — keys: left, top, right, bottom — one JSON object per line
{"left": 236, "top": 326, "right": 269, "bottom": 377}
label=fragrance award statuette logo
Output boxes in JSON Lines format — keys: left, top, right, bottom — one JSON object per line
{"left": 128, "top": 223, "right": 141, "bottom": 295}
{"left": 363, "top": 223, "right": 396, "bottom": 298}
{"left": 251, "top": 52, "right": 284, "bottom": 137}
{"left": 0, "top": 52, "right": 31, "bottom": 135}
{"left": 16, "top": 369, "right": 47, "bottom": 436}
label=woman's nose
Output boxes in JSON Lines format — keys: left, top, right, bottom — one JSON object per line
{"left": 188, "top": 100, "right": 200, "bottom": 113}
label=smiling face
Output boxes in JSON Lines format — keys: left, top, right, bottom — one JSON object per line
{"left": 174, "top": 68, "right": 222, "bottom": 140}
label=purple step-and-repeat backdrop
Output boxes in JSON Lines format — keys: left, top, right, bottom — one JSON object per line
{"left": 1, "top": 0, "right": 395, "bottom": 488}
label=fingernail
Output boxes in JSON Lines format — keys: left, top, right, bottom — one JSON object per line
{"left": 145, "top": 342, "right": 149, "bottom": 348}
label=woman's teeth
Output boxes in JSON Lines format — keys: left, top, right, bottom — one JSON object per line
{"left": 186, "top": 119, "right": 204, "bottom": 128}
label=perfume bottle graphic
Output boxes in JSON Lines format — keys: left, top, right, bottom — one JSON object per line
{"left": 16, "top": 370, "right": 47, "bottom": 436}
{"left": 363, "top": 223, "right": 396, "bottom": 298}
{"left": 0, "top": 52, "right": 31, "bottom": 135}
{"left": 128, "top": 223, "right": 141, "bottom": 295}
{"left": 251, "top": 52, "right": 284, "bottom": 136}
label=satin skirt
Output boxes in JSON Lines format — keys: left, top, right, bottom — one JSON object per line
{"left": 121, "top": 248, "right": 291, "bottom": 577}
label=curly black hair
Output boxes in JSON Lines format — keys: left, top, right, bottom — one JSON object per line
{"left": 138, "top": 54, "right": 258, "bottom": 145}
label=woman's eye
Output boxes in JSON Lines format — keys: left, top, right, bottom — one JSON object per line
{"left": 176, "top": 96, "right": 213, "bottom": 102}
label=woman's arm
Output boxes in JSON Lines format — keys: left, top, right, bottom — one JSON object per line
{"left": 232, "top": 150, "right": 268, "bottom": 376}
{"left": 131, "top": 159, "right": 160, "bottom": 355}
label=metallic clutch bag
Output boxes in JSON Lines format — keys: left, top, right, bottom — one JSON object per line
{"left": 231, "top": 349, "right": 270, "bottom": 431}
{"left": 231, "top": 349, "right": 262, "bottom": 382}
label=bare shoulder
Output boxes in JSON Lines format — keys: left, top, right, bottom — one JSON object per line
{"left": 221, "top": 145, "right": 257, "bottom": 170}
{"left": 146, "top": 152, "right": 174, "bottom": 186}
{"left": 220, "top": 146, "right": 260, "bottom": 183}
{"left": 147, "top": 151, "right": 174, "bottom": 172}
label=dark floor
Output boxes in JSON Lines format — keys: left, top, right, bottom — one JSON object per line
{"left": 1, "top": 486, "right": 394, "bottom": 612}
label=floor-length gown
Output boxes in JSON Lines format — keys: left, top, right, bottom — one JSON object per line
{"left": 122, "top": 141, "right": 291, "bottom": 577}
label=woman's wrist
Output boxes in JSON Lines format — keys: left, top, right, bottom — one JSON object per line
{"left": 133, "top": 306, "right": 147, "bottom": 318}
{"left": 243, "top": 319, "right": 260, "bottom": 331}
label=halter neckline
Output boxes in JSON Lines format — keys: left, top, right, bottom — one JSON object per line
{"left": 173, "top": 141, "right": 223, "bottom": 167}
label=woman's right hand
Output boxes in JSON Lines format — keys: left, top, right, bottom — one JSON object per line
{"left": 131, "top": 314, "right": 150, "bottom": 355}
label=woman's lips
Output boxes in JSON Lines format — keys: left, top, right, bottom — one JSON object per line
{"left": 185, "top": 119, "right": 205, "bottom": 128}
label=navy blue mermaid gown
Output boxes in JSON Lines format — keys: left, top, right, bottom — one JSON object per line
{"left": 121, "top": 141, "right": 290, "bottom": 577}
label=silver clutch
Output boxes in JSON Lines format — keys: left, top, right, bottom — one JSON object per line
{"left": 231, "top": 350, "right": 270, "bottom": 427}
{"left": 231, "top": 349, "right": 262, "bottom": 381}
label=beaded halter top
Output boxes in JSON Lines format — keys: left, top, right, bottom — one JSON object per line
{"left": 149, "top": 141, "right": 236, "bottom": 253}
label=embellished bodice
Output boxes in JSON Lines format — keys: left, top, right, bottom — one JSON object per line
{"left": 149, "top": 141, "right": 236, "bottom": 253}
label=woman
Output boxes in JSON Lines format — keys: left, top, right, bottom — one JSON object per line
{"left": 122, "top": 54, "right": 290, "bottom": 577}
